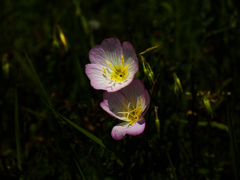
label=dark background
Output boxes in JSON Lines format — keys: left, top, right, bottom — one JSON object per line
{"left": 1, "top": 0, "right": 240, "bottom": 179}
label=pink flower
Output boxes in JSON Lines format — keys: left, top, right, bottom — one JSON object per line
{"left": 85, "top": 38, "right": 139, "bottom": 92}
{"left": 100, "top": 79, "right": 150, "bottom": 140}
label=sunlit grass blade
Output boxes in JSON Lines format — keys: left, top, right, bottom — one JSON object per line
{"left": 53, "top": 110, "right": 107, "bottom": 149}
{"left": 93, "top": 143, "right": 104, "bottom": 180}
{"left": 203, "top": 97, "right": 213, "bottom": 119}
{"left": 15, "top": 88, "right": 22, "bottom": 171}
{"left": 167, "top": 151, "right": 178, "bottom": 180}
{"left": 227, "top": 102, "right": 240, "bottom": 180}
{"left": 139, "top": 45, "right": 162, "bottom": 55}
{"left": 69, "top": 143, "right": 87, "bottom": 180}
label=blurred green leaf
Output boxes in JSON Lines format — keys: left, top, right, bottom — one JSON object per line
{"left": 161, "top": 2, "right": 173, "bottom": 13}
{"left": 203, "top": 97, "right": 213, "bottom": 119}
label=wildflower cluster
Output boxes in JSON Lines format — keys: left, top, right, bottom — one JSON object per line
{"left": 85, "top": 38, "right": 150, "bottom": 140}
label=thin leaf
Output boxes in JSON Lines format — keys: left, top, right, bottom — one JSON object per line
{"left": 69, "top": 143, "right": 87, "bottom": 180}
{"left": 16, "top": 52, "right": 52, "bottom": 107}
{"left": 227, "top": 102, "right": 240, "bottom": 180}
{"left": 167, "top": 151, "right": 178, "bottom": 180}
{"left": 53, "top": 110, "right": 107, "bottom": 150}
{"left": 23, "top": 51, "right": 52, "bottom": 107}
{"left": 15, "top": 88, "right": 22, "bottom": 170}
{"left": 15, "top": 53, "right": 37, "bottom": 83}
{"left": 139, "top": 45, "right": 162, "bottom": 55}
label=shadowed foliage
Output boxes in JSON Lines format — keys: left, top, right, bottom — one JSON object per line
{"left": 0, "top": 0, "right": 240, "bottom": 179}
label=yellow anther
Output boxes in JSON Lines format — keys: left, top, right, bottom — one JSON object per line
{"left": 124, "top": 97, "right": 128, "bottom": 106}
{"left": 106, "top": 61, "right": 113, "bottom": 69}
{"left": 121, "top": 55, "right": 124, "bottom": 65}
{"left": 138, "top": 97, "right": 142, "bottom": 107}
{"left": 102, "top": 67, "right": 107, "bottom": 76}
{"left": 122, "top": 64, "right": 129, "bottom": 72}
{"left": 118, "top": 98, "right": 143, "bottom": 125}
{"left": 119, "top": 106, "right": 128, "bottom": 110}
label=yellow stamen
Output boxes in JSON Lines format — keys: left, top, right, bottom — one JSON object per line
{"left": 106, "top": 61, "right": 113, "bottom": 69}
{"left": 124, "top": 97, "right": 128, "bottom": 106}
{"left": 121, "top": 55, "right": 124, "bottom": 65}
{"left": 138, "top": 97, "right": 142, "bottom": 107}
{"left": 102, "top": 67, "right": 107, "bottom": 76}
{"left": 122, "top": 64, "right": 129, "bottom": 72}
{"left": 118, "top": 96, "right": 143, "bottom": 125}
{"left": 119, "top": 106, "right": 128, "bottom": 110}
{"left": 103, "top": 57, "right": 129, "bottom": 84}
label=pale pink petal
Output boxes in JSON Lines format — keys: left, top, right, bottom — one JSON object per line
{"left": 87, "top": 38, "right": 139, "bottom": 92}
{"left": 85, "top": 64, "right": 110, "bottom": 90}
{"left": 122, "top": 41, "right": 138, "bottom": 65}
{"left": 140, "top": 104, "right": 150, "bottom": 119}
{"left": 89, "top": 45, "right": 110, "bottom": 66}
{"left": 111, "top": 122, "right": 129, "bottom": 140}
{"left": 100, "top": 91, "right": 127, "bottom": 120}
{"left": 142, "top": 89, "right": 150, "bottom": 115}
{"left": 119, "top": 79, "right": 145, "bottom": 105}
{"left": 122, "top": 41, "right": 139, "bottom": 74}
{"left": 127, "top": 60, "right": 139, "bottom": 76}
{"left": 101, "top": 38, "right": 123, "bottom": 67}
{"left": 89, "top": 38, "right": 122, "bottom": 68}
{"left": 106, "top": 78, "right": 133, "bottom": 92}
{"left": 126, "top": 118, "right": 146, "bottom": 136}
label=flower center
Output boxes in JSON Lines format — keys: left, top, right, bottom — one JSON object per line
{"left": 118, "top": 97, "right": 143, "bottom": 125}
{"left": 102, "top": 55, "right": 129, "bottom": 83}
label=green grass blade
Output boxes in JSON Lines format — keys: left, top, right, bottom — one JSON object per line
{"left": 15, "top": 52, "right": 52, "bottom": 107}
{"left": 15, "top": 53, "right": 37, "bottom": 83}
{"left": 53, "top": 110, "right": 106, "bottom": 149}
{"left": 227, "top": 102, "right": 240, "bottom": 180}
{"left": 166, "top": 151, "right": 178, "bottom": 180}
{"left": 23, "top": 51, "right": 52, "bottom": 107}
{"left": 69, "top": 143, "right": 87, "bottom": 180}
{"left": 15, "top": 88, "right": 22, "bottom": 171}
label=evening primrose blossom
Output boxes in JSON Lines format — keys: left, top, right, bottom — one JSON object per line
{"left": 85, "top": 38, "right": 139, "bottom": 92}
{"left": 100, "top": 79, "right": 150, "bottom": 140}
